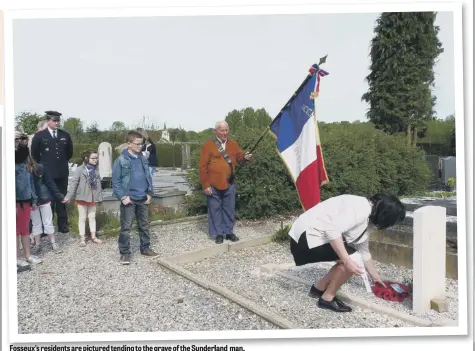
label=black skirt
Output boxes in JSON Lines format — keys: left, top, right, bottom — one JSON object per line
{"left": 290, "top": 231, "right": 356, "bottom": 266}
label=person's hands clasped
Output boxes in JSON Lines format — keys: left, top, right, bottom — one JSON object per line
{"left": 203, "top": 187, "right": 212, "bottom": 196}
{"left": 122, "top": 196, "right": 132, "bottom": 206}
{"left": 343, "top": 256, "right": 365, "bottom": 276}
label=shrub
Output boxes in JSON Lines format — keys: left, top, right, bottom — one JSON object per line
{"left": 70, "top": 142, "right": 198, "bottom": 168}
{"left": 185, "top": 122, "right": 432, "bottom": 220}
{"left": 184, "top": 127, "right": 301, "bottom": 220}
{"left": 66, "top": 203, "right": 120, "bottom": 237}
{"left": 320, "top": 126, "right": 432, "bottom": 200}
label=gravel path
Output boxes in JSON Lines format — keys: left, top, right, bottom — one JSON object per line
{"left": 16, "top": 220, "right": 280, "bottom": 334}
{"left": 280, "top": 260, "right": 459, "bottom": 323}
{"left": 151, "top": 218, "right": 284, "bottom": 257}
{"left": 182, "top": 242, "right": 420, "bottom": 329}
{"left": 17, "top": 217, "right": 457, "bottom": 333}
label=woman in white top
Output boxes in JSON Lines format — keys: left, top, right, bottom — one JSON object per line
{"left": 289, "top": 193, "right": 406, "bottom": 313}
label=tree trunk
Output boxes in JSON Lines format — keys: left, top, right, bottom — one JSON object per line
{"left": 407, "top": 124, "right": 412, "bottom": 146}
{"left": 412, "top": 127, "right": 418, "bottom": 147}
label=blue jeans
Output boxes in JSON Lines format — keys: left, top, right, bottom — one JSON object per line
{"left": 118, "top": 199, "right": 151, "bottom": 255}
{"left": 207, "top": 184, "right": 236, "bottom": 238}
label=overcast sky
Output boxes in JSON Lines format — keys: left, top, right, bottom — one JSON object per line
{"left": 12, "top": 11, "right": 454, "bottom": 132}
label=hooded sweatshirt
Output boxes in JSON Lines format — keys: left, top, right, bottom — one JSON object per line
{"left": 124, "top": 149, "right": 149, "bottom": 201}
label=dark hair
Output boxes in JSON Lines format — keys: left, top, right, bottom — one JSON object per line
{"left": 81, "top": 149, "right": 98, "bottom": 164}
{"left": 15, "top": 144, "right": 30, "bottom": 164}
{"left": 126, "top": 131, "right": 143, "bottom": 143}
{"left": 368, "top": 193, "right": 406, "bottom": 230}
{"left": 26, "top": 155, "right": 40, "bottom": 176}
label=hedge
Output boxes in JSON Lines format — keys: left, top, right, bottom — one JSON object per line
{"left": 70, "top": 142, "right": 200, "bottom": 168}
{"left": 184, "top": 124, "right": 432, "bottom": 220}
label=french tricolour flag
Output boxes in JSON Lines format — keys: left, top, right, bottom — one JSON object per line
{"left": 269, "top": 67, "right": 329, "bottom": 210}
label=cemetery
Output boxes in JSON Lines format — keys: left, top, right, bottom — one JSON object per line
{"left": 15, "top": 138, "right": 459, "bottom": 333}
{"left": 11, "top": 9, "right": 463, "bottom": 337}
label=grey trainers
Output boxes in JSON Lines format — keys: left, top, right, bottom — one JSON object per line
{"left": 26, "top": 255, "right": 43, "bottom": 265}
{"left": 120, "top": 254, "right": 131, "bottom": 265}
{"left": 51, "top": 242, "right": 63, "bottom": 254}
{"left": 17, "top": 259, "right": 31, "bottom": 273}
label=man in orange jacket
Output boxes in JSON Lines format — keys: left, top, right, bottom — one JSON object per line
{"left": 199, "top": 121, "right": 252, "bottom": 244}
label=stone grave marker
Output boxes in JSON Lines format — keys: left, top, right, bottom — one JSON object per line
{"left": 98, "top": 142, "right": 112, "bottom": 185}
{"left": 413, "top": 205, "right": 447, "bottom": 314}
{"left": 441, "top": 156, "right": 456, "bottom": 187}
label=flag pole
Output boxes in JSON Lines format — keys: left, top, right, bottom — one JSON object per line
{"left": 245, "top": 55, "right": 328, "bottom": 154}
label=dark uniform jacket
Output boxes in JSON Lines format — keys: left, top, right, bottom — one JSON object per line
{"left": 142, "top": 142, "right": 158, "bottom": 167}
{"left": 31, "top": 128, "right": 73, "bottom": 179}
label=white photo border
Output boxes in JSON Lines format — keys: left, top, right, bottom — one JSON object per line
{"left": 2, "top": 0, "right": 469, "bottom": 345}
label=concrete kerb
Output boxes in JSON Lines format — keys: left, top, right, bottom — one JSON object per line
{"left": 159, "top": 234, "right": 456, "bottom": 329}
{"left": 97, "top": 214, "right": 208, "bottom": 236}
{"left": 272, "top": 269, "right": 458, "bottom": 328}
{"left": 166, "top": 235, "right": 275, "bottom": 265}
{"left": 264, "top": 262, "right": 458, "bottom": 327}
{"left": 273, "top": 271, "right": 434, "bottom": 327}
{"left": 156, "top": 257, "right": 300, "bottom": 329}
{"left": 143, "top": 216, "right": 458, "bottom": 329}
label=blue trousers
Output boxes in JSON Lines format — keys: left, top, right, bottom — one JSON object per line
{"left": 118, "top": 199, "right": 151, "bottom": 255}
{"left": 207, "top": 184, "right": 236, "bottom": 238}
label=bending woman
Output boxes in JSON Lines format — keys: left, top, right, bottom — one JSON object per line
{"left": 288, "top": 193, "right": 406, "bottom": 313}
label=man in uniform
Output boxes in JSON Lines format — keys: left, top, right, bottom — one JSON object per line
{"left": 31, "top": 111, "right": 73, "bottom": 234}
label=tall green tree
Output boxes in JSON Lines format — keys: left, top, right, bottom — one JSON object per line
{"left": 85, "top": 122, "right": 101, "bottom": 143}
{"left": 15, "top": 111, "right": 43, "bottom": 134}
{"left": 362, "top": 12, "right": 443, "bottom": 146}
{"left": 110, "top": 121, "right": 126, "bottom": 131}
{"left": 63, "top": 117, "right": 84, "bottom": 142}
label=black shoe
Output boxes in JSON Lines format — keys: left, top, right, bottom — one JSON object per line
{"left": 225, "top": 234, "right": 239, "bottom": 242}
{"left": 308, "top": 285, "right": 325, "bottom": 298}
{"left": 17, "top": 264, "right": 31, "bottom": 273}
{"left": 141, "top": 249, "right": 158, "bottom": 257}
{"left": 317, "top": 297, "right": 352, "bottom": 312}
{"left": 215, "top": 235, "right": 224, "bottom": 244}
{"left": 120, "top": 254, "right": 131, "bottom": 265}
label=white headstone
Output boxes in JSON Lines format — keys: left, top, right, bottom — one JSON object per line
{"left": 98, "top": 142, "right": 112, "bottom": 179}
{"left": 412, "top": 205, "right": 447, "bottom": 314}
{"left": 162, "top": 130, "right": 170, "bottom": 142}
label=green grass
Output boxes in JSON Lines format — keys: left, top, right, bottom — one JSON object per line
{"left": 65, "top": 203, "right": 186, "bottom": 238}
{"left": 271, "top": 221, "right": 291, "bottom": 243}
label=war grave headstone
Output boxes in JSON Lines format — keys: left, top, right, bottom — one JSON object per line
{"left": 98, "top": 141, "right": 113, "bottom": 189}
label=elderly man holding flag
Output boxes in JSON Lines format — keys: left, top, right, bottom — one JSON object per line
{"left": 199, "top": 121, "right": 253, "bottom": 244}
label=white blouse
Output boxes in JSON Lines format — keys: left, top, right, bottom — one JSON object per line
{"left": 288, "top": 194, "right": 375, "bottom": 261}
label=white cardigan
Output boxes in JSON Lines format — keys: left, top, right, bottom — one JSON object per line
{"left": 288, "top": 194, "right": 375, "bottom": 261}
